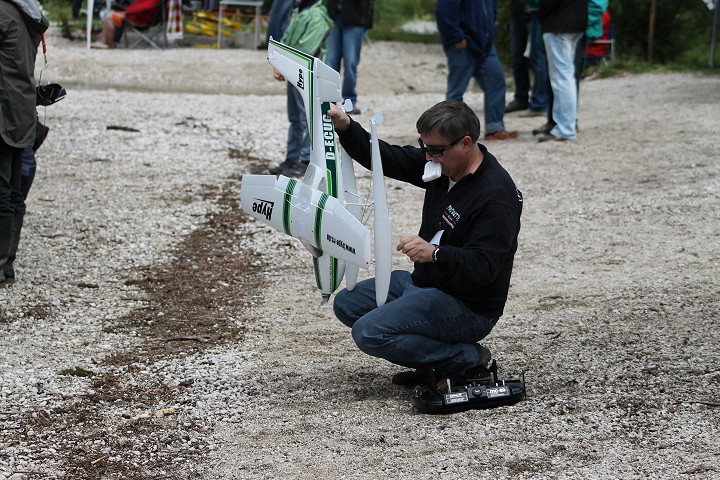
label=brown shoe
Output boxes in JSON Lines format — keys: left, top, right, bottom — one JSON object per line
{"left": 484, "top": 129, "right": 520, "bottom": 141}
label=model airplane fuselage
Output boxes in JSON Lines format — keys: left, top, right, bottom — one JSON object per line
{"left": 240, "top": 39, "right": 391, "bottom": 306}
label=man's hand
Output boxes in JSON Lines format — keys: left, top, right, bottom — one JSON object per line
{"left": 397, "top": 235, "right": 435, "bottom": 263}
{"left": 273, "top": 69, "right": 285, "bottom": 82}
{"left": 454, "top": 39, "right": 468, "bottom": 49}
{"left": 327, "top": 102, "right": 352, "bottom": 132}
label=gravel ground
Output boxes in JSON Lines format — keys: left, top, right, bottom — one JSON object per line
{"left": 1, "top": 27, "right": 719, "bottom": 479}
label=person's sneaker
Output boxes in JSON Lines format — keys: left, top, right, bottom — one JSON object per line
{"left": 537, "top": 133, "right": 567, "bottom": 143}
{"left": 0, "top": 269, "right": 13, "bottom": 287}
{"left": 281, "top": 161, "right": 308, "bottom": 177}
{"left": 532, "top": 123, "right": 555, "bottom": 136}
{"left": 464, "top": 345, "right": 492, "bottom": 379}
{"left": 519, "top": 109, "right": 547, "bottom": 118}
{"left": 391, "top": 368, "right": 431, "bottom": 388}
{"left": 269, "top": 159, "right": 297, "bottom": 175}
{"left": 484, "top": 130, "right": 520, "bottom": 141}
{"left": 349, "top": 107, "right": 362, "bottom": 115}
{"left": 505, "top": 99, "right": 528, "bottom": 113}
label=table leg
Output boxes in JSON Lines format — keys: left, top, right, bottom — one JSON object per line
{"left": 217, "top": 6, "right": 223, "bottom": 48}
{"left": 254, "top": 4, "right": 260, "bottom": 48}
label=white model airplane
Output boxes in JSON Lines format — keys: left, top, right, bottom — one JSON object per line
{"left": 240, "top": 39, "right": 392, "bottom": 306}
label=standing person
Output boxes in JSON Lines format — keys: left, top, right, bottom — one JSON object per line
{"left": 264, "top": 0, "right": 294, "bottom": 46}
{"left": 325, "top": 0, "right": 373, "bottom": 115}
{"left": 0, "top": 0, "right": 49, "bottom": 285}
{"left": 268, "top": 0, "right": 333, "bottom": 177}
{"left": 97, "top": 0, "right": 159, "bottom": 48}
{"left": 327, "top": 100, "right": 523, "bottom": 389}
{"left": 506, "top": 0, "right": 548, "bottom": 116}
{"left": 536, "top": 0, "right": 588, "bottom": 142}
{"left": 436, "top": 0, "right": 519, "bottom": 141}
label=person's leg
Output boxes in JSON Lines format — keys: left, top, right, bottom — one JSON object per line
{"left": 0, "top": 142, "right": 24, "bottom": 281}
{"left": 508, "top": 12, "right": 530, "bottom": 107}
{"left": 544, "top": 32, "right": 581, "bottom": 140}
{"left": 72, "top": 0, "right": 83, "bottom": 19}
{"left": 265, "top": 0, "right": 293, "bottom": 44}
{"left": 333, "top": 270, "right": 413, "bottom": 328}
{"left": 324, "top": 17, "right": 342, "bottom": 72}
{"left": 475, "top": 46, "right": 508, "bottom": 135}
{"left": 339, "top": 24, "right": 365, "bottom": 105}
{"left": 573, "top": 34, "right": 586, "bottom": 109}
{"left": 444, "top": 46, "right": 476, "bottom": 102}
{"left": 347, "top": 281, "right": 496, "bottom": 377}
{"left": 284, "top": 84, "right": 308, "bottom": 164}
{"left": 20, "top": 148, "right": 36, "bottom": 199}
{"left": 103, "top": 12, "right": 124, "bottom": 48}
{"left": 528, "top": 12, "right": 549, "bottom": 112}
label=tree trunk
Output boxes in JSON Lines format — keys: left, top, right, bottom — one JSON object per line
{"left": 648, "top": 0, "right": 657, "bottom": 63}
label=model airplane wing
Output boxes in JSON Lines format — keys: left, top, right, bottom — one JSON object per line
{"left": 240, "top": 174, "right": 371, "bottom": 269}
{"left": 370, "top": 113, "right": 392, "bottom": 307}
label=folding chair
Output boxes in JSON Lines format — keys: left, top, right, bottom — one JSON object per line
{"left": 587, "top": 23, "right": 616, "bottom": 63}
{"left": 121, "top": 0, "right": 167, "bottom": 49}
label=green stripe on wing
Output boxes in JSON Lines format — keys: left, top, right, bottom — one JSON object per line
{"left": 282, "top": 178, "right": 297, "bottom": 235}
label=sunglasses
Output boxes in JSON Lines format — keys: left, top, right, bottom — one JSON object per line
{"left": 417, "top": 136, "right": 465, "bottom": 157}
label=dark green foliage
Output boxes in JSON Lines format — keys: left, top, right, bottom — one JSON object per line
{"left": 611, "top": 0, "right": 717, "bottom": 63}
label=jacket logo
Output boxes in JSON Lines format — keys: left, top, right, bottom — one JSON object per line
{"left": 442, "top": 204, "right": 460, "bottom": 229}
{"left": 297, "top": 69, "right": 304, "bottom": 90}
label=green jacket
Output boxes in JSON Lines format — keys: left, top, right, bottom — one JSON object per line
{"left": 280, "top": 1, "right": 333, "bottom": 58}
{"left": 586, "top": 0, "right": 608, "bottom": 39}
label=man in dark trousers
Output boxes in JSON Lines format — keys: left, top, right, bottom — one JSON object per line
{"left": 506, "top": 0, "right": 548, "bottom": 116}
{"left": 0, "top": 0, "right": 49, "bottom": 284}
{"left": 436, "top": 0, "right": 519, "bottom": 141}
{"left": 327, "top": 100, "right": 523, "bottom": 390}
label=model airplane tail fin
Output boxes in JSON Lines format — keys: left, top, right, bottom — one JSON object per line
{"left": 314, "top": 59, "right": 342, "bottom": 103}
{"left": 267, "top": 39, "right": 342, "bottom": 103}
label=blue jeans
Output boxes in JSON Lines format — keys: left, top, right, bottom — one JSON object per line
{"left": 333, "top": 270, "right": 496, "bottom": 377}
{"left": 444, "top": 45, "right": 507, "bottom": 135}
{"left": 509, "top": 11, "right": 548, "bottom": 111}
{"left": 543, "top": 32, "right": 582, "bottom": 140}
{"left": 265, "top": 0, "right": 293, "bottom": 44}
{"left": 286, "top": 83, "right": 310, "bottom": 164}
{"left": 325, "top": 19, "right": 365, "bottom": 105}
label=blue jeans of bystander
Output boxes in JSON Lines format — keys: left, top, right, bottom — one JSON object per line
{"left": 333, "top": 270, "right": 496, "bottom": 377}
{"left": 444, "top": 45, "right": 507, "bottom": 135}
{"left": 544, "top": 32, "right": 582, "bottom": 140}
{"left": 285, "top": 83, "right": 310, "bottom": 164}
{"left": 265, "top": 0, "right": 293, "bottom": 45}
{"left": 325, "top": 19, "right": 365, "bottom": 105}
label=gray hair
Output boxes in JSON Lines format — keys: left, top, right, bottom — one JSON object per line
{"left": 415, "top": 101, "right": 481, "bottom": 143}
